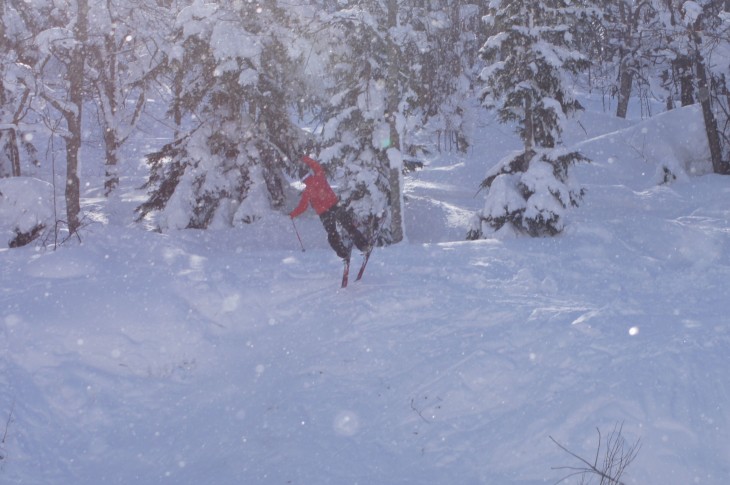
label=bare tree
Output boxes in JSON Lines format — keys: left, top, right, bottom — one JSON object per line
{"left": 0, "top": 400, "right": 14, "bottom": 466}
{"left": 35, "top": 0, "right": 89, "bottom": 236}
{"left": 87, "top": 0, "right": 168, "bottom": 195}
{"left": 0, "top": 2, "right": 37, "bottom": 177}
{"left": 550, "top": 422, "right": 641, "bottom": 485}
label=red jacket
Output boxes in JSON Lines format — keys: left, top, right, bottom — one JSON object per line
{"left": 290, "top": 156, "right": 339, "bottom": 217}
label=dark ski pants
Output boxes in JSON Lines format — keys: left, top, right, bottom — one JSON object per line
{"left": 320, "top": 205, "right": 369, "bottom": 259}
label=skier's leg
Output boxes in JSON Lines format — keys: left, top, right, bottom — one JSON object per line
{"left": 320, "top": 209, "right": 352, "bottom": 259}
{"left": 337, "top": 207, "right": 370, "bottom": 252}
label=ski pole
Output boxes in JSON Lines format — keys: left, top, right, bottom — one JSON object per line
{"left": 291, "top": 217, "right": 305, "bottom": 252}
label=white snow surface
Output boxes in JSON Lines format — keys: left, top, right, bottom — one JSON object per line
{"left": 2, "top": 99, "right": 730, "bottom": 484}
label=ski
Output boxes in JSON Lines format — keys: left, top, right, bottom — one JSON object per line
{"left": 341, "top": 255, "right": 351, "bottom": 288}
{"left": 355, "top": 224, "right": 383, "bottom": 282}
{"left": 355, "top": 246, "right": 373, "bottom": 281}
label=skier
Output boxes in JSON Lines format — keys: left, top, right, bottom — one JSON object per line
{"left": 289, "top": 155, "right": 370, "bottom": 260}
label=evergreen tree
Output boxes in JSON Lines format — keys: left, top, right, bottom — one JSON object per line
{"left": 313, "top": 1, "right": 412, "bottom": 244}
{"left": 310, "top": 0, "right": 481, "bottom": 244}
{"left": 136, "top": 0, "right": 311, "bottom": 229}
{"left": 469, "top": 0, "right": 590, "bottom": 238}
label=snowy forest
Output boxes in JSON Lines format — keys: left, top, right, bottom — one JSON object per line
{"left": 2, "top": 0, "right": 729, "bottom": 246}
{"left": 4, "top": 1, "right": 730, "bottom": 484}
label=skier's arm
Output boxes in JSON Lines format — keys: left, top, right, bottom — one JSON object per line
{"left": 301, "top": 155, "right": 325, "bottom": 176}
{"left": 289, "top": 189, "right": 310, "bottom": 218}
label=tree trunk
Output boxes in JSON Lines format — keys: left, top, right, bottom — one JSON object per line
{"left": 616, "top": 64, "right": 633, "bottom": 119}
{"left": 524, "top": 96, "right": 535, "bottom": 153}
{"left": 0, "top": 129, "right": 21, "bottom": 177}
{"left": 615, "top": 1, "right": 632, "bottom": 119}
{"left": 103, "top": 129, "right": 120, "bottom": 196}
{"left": 1, "top": 71, "right": 33, "bottom": 177}
{"left": 172, "top": 61, "right": 184, "bottom": 140}
{"left": 8, "top": 129, "right": 21, "bottom": 177}
{"left": 687, "top": 20, "right": 726, "bottom": 173}
{"left": 101, "top": 32, "right": 120, "bottom": 195}
{"left": 676, "top": 56, "right": 695, "bottom": 106}
{"left": 0, "top": 76, "right": 22, "bottom": 177}
{"left": 695, "top": 52, "right": 725, "bottom": 173}
{"left": 65, "top": 0, "right": 89, "bottom": 235}
{"left": 386, "top": 0, "right": 404, "bottom": 243}
{"left": 614, "top": 0, "right": 648, "bottom": 119}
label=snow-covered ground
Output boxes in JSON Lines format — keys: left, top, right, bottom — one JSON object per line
{"left": 2, "top": 101, "right": 730, "bottom": 484}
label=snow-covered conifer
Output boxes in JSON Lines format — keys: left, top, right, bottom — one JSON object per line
{"left": 469, "top": 0, "right": 590, "bottom": 238}
{"left": 313, "top": 2, "right": 408, "bottom": 243}
{"left": 136, "top": 0, "right": 312, "bottom": 229}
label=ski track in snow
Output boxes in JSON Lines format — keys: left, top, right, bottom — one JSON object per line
{"left": 7, "top": 226, "right": 729, "bottom": 484}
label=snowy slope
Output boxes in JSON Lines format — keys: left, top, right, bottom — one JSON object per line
{"left": 2, "top": 105, "right": 730, "bottom": 484}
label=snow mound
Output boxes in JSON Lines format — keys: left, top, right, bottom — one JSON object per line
{"left": 0, "top": 177, "right": 54, "bottom": 248}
